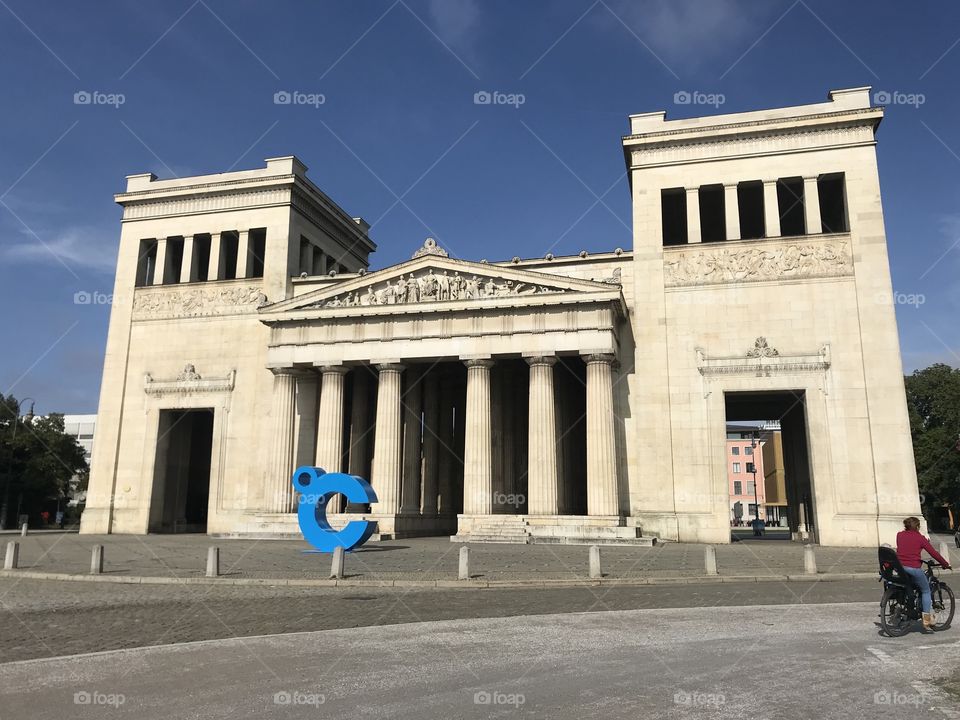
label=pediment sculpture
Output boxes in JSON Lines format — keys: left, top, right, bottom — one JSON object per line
{"left": 309, "top": 268, "right": 568, "bottom": 309}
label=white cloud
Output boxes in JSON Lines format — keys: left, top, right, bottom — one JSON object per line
{"left": 0, "top": 226, "right": 118, "bottom": 273}
{"left": 427, "top": 0, "right": 481, "bottom": 61}
{"left": 601, "top": 0, "right": 779, "bottom": 69}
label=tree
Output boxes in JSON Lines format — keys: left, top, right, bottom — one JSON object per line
{"left": 904, "top": 364, "right": 960, "bottom": 527}
{"left": 0, "top": 396, "right": 88, "bottom": 528}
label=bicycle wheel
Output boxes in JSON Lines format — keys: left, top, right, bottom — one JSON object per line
{"left": 880, "top": 587, "right": 913, "bottom": 637}
{"left": 931, "top": 583, "right": 955, "bottom": 630}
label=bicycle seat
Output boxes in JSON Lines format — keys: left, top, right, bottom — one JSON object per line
{"left": 878, "top": 546, "right": 910, "bottom": 583}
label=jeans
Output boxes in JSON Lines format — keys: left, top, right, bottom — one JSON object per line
{"left": 903, "top": 565, "right": 932, "bottom": 613}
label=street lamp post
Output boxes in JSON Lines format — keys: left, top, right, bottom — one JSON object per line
{"left": 750, "top": 431, "right": 760, "bottom": 529}
{"left": 1, "top": 398, "right": 35, "bottom": 530}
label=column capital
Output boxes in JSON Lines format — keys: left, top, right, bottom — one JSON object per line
{"left": 375, "top": 362, "right": 405, "bottom": 373}
{"left": 316, "top": 364, "right": 350, "bottom": 375}
{"left": 583, "top": 353, "right": 616, "bottom": 365}
{"left": 723, "top": 181, "right": 739, "bottom": 189}
{"left": 463, "top": 358, "right": 495, "bottom": 370}
{"left": 762, "top": 179, "right": 779, "bottom": 187}
{"left": 802, "top": 175, "right": 820, "bottom": 182}
{"left": 270, "top": 367, "right": 306, "bottom": 378}
{"left": 685, "top": 186, "right": 699, "bottom": 195}
{"left": 525, "top": 355, "right": 557, "bottom": 367}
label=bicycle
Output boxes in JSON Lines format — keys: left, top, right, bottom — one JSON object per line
{"left": 878, "top": 546, "right": 955, "bottom": 637}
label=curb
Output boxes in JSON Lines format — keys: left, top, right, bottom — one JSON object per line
{"left": 0, "top": 568, "right": 888, "bottom": 590}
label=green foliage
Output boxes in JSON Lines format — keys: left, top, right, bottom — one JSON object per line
{"left": 0, "top": 395, "right": 89, "bottom": 523}
{"left": 905, "top": 364, "right": 960, "bottom": 517}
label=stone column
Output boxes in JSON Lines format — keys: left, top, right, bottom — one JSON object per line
{"left": 723, "top": 183, "right": 740, "bottom": 241}
{"left": 345, "top": 369, "right": 372, "bottom": 512}
{"left": 208, "top": 232, "right": 222, "bottom": 281}
{"left": 763, "top": 180, "right": 780, "bottom": 238}
{"left": 301, "top": 242, "right": 314, "bottom": 276}
{"left": 315, "top": 366, "right": 348, "bottom": 473}
{"left": 421, "top": 370, "right": 440, "bottom": 515}
{"left": 153, "top": 238, "right": 168, "bottom": 285}
{"left": 400, "top": 366, "right": 424, "bottom": 515}
{"left": 371, "top": 363, "right": 404, "bottom": 514}
{"left": 236, "top": 230, "right": 250, "bottom": 278}
{"left": 500, "top": 368, "right": 517, "bottom": 507}
{"left": 803, "top": 176, "right": 822, "bottom": 235}
{"left": 265, "top": 369, "right": 299, "bottom": 513}
{"left": 585, "top": 354, "right": 619, "bottom": 516}
{"left": 462, "top": 359, "right": 494, "bottom": 515}
{"left": 180, "top": 235, "right": 195, "bottom": 283}
{"left": 685, "top": 187, "right": 701, "bottom": 243}
{"left": 526, "top": 356, "right": 559, "bottom": 515}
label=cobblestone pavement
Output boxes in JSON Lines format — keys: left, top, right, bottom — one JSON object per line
{"left": 0, "top": 575, "right": 883, "bottom": 663}
{"left": 7, "top": 532, "right": 953, "bottom": 581}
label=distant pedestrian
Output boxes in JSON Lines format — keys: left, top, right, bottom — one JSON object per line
{"left": 751, "top": 517, "right": 764, "bottom": 537}
{"left": 40, "top": 510, "right": 50, "bottom": 526}
{"left": 55, "top": 511, "right": 64, "bottom": 529}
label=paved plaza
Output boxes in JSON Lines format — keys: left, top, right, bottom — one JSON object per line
{"left": 3, "top": 601, "right": 959, "bottom": 719}
{"left": 6, "top": 532, "right": 953, "bottom": 584}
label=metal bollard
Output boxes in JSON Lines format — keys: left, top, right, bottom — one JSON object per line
{"left": 330, "top": 546, "right": 345, "bottom": 579}
{"left": 704, "top": 545, "right": 718, "bottom": 576}
{"left": 90, "top": 544, "right": 104, "bottom": 575}
{"left": 206, "top": 546, "right": 220, "bottom": 578}
{"left": 458, "top": 546, "right": 470, "bottom": 580}
{"left": 20, "top": 523, "right": 27, "bottom": 537}
{"left": 589, "top": 545, "right": 602, "bottom": 579}
{"left": 4, "top": 541, "right": 19, "bottom": 570}
{"left": 803, "top": 544, "right": 817, "bottom": 575}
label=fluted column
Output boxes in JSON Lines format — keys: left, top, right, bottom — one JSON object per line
{"left": 236, "top": 230, "right": 251, "bottom": 278}
{"left": 371, "top": 363, "right": 404, "bottom": 514}
{"left": 207, "top": 232, "right": 222, "bottom": 281}
{"left": 803, "top": 176, "right": 822, "bottom": 234}
{"left": 315, "top": 365, "right": 348, "bottom": 473}
{"left": 723, "top": 183, "right": 740, "bottom": 241}
{"left": 437, "top": 369, "right": 456, "bottom": 515}
{"left": 180, "top": 235, "right": 195, "bottom": 282}
{"left": 421, "top": 370, "right": 440, "bottom": 515}
{"left": 763, "top": 180, "right": 780, "bottom": 238}
{"left": 585, "top": 354, "right": 619, "bottom": 516}
{"left": 345, "top": 369, "right": 372, "bottom": 512}
{"left": 462, "top": 359, "right": 494, "bottom": 515}
{"left": 685, "top": 187, "right": 701, "bottom": 243}
{"left": 265, "top": 368, "right": 299, "bottom": 513}
{"left": 153, "top": 238, "right": 168, "bottom": 285}
{"left": 400, "top": 366, "right": 424, "bottom": 515}
{"left": 527, "top": 356, "right": 559, "bottom": 515}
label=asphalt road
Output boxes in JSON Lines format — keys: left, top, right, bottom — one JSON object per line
{"left": 2, "top": 602, "right": 959, "bottom": 719}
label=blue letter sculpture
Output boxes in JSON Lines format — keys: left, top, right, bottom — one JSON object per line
{"left": 292, "top": 466, "right": 378, "bottom": 553}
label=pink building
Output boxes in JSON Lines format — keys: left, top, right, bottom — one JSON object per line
{"left": 727, "top": 426, "right": 766, "bottom": 524}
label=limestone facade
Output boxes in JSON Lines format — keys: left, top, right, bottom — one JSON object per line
{"left": 81, "top": 88, "right": 921, "bottom": 546}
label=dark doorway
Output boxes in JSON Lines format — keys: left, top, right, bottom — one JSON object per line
{"left": 724, "top": 391, "right": 815, "bottom": 543}
{"left": 150, "top": 409, "right": 214, "bottom": 533}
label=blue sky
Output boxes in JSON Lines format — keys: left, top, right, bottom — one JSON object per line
{"left": 1, "top": 0, "right": 959, "bottom": 414}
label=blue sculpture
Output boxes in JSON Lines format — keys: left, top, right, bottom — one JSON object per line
{"left": 291, "top": 466, "right": 378, "bottom": 553}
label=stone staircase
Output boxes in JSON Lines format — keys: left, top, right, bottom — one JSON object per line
{"left": 452, "top": 516, "right": 657, "bottom": 546}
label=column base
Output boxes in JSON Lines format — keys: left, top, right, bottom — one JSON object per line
{"left": 223, "top": 512, "right": 456, "bottom": 539}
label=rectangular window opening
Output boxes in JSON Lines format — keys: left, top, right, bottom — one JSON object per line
{"left": 220, "top": 232, "right": 239, "bottom": 281}
{"left": 737, "top": 181, "right": 765, "bottom": 240}
{"left": 193, "top": 234, "right": 211, "bottom": 281}
{"left": 699, "top": 184, "right": 726, "bottom": 242}
{"left": 661, "top": 188, "right": 688, "bottom": 246}
{"left": 163, "top": 237, "right": 184, "bottom": 284}
{"left": 249, "top": 229, "right": 266, "bottom": 278}
{"left": 777, "top": 177, "right": 806, "bottom": 236}
{"left": 135, "top": 239, "right": 158, "bottom": 287}
{"left": 818, "top": 173, "right": 849, "bottom": 233}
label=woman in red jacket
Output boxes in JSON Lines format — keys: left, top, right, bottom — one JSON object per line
{"left": 896, "top": 516, "right": 952, "bottom": 631}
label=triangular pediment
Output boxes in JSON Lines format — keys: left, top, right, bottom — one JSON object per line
{"left": 260, "top": 249, "right": 621, "bottom": 317}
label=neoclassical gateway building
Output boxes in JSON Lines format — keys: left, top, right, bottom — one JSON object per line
{"left": 82, "top": 88, "right": 922, "bottom": 547}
